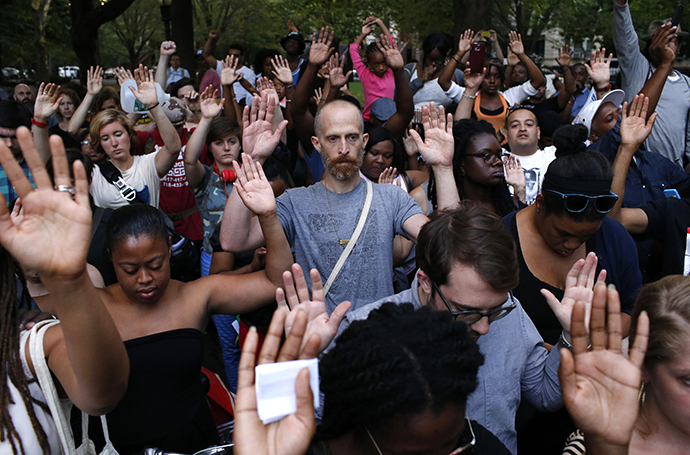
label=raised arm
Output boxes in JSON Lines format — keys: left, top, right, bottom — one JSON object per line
{"left": 555, "top": 45, "right": 577, "bottom": 110}
{"left": 290, "top": 27, "right": 334, "bottom": 151}
{"left": 439, "top": 29, "right": 472, "bottom": 91}
{"left": 376, "top": 35, "right": 413, "bottom": 138}
{"left": 509, "top": 31, "right": 545, "bottom": 90}
{"left": 585, "top": 48, "right": 613, "bottom": 99}
{"left": 354, "top": 16, "right": 376, "bottom": 46}
{"left": 454, "top": 67, "right": 485, "bottom": 120}
{"left": 489, "top": 30, "right": 504, "bottom": 61}
{"left": 208, "top": 154, "right": 294, "bottom": 313}
{"left": 220, "top": 93, "right": 288, "bottom": 253}
{"left": 68, "top": 66, "right": 102, "bottom": 135}
{"left": 609, "top": 95, "right": 656, "bottom": 234}
{"left": 184, "top": 87, "right": 223, "bottom": 190}
{"left": 155, "top": 41, "right": 177, "bottom": 88}
{"left": 0, "top": 129, "right": 128, "bottom": 415}
{"left": 641, "top": 22, "right": 678, "bottom": 117}
{"left": 220, "top": 54, "right": 243, "bottom": 126}
{"left": 129, "top": 65, "right": 182, "bottom": 178}
{"left": 32, "top": 83, "right": 62, "bottom": 163}
{"left": 272, "top": 55, "right": 297, "bottom": 129}
{"left": 203, "top": 29, "right": 220, "bottom": 69}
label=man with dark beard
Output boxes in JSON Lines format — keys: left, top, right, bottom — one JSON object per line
{"left": 220, "top": 94, "right": 459, "bottom": 314}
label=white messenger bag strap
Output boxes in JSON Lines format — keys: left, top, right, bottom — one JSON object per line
{"left": 323, "top": 179, "right": 373, "bottom": 296}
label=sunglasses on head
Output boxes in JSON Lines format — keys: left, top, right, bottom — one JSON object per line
{"left": 545, "top": 189, "right": 618, "bottom": 214}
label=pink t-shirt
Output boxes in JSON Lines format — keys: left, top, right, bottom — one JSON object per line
{"left": 350, "top": 43, "right": 395, "bottom": 121}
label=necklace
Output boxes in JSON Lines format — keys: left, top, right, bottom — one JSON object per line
{"left": 325, "top": 182, "right": 366, "bottom": 246}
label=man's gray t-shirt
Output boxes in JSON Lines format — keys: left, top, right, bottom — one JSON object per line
{"left": 276, "top": 179, "right": 423, "bottom": 314}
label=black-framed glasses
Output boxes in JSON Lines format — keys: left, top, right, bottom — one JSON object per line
{"left": 465, "top": 150, "right": 509, "bottom": 165}
{"left": 507, "top": 104, "right": 534, "bottom": 112}
{"left": 365, "top": 417, "right": 476, "bottom": 455}
{"left": 433, "top": 282, "right": 516, "bottom": 324}
{"left": 544, "top": 189, "right": 618, "bottom": 214}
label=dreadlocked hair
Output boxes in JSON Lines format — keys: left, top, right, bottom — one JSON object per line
{"left": 428, "top": 119, "right": 517, "bottom": 216}
{"left": 318, "top": 302, "right": 484, "bottom": 440}
{"left": 0, "top": 245, "right": 51, "bottom": 454}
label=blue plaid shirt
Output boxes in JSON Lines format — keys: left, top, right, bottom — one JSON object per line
{"left": 0, "top": 160, "right": 33, "bottom": 206}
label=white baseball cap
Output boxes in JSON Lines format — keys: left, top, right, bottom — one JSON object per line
{"left": 573, "top": 89, "right": 626, "bottom": 134}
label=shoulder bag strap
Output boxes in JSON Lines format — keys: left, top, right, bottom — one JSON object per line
{"left": 323, "top": 179, "right": 373, "bottom": 296}
{"left": 28, "top": 319, "right": 76, "bottom": 454}
{"left": 97, "top": 161, "right": 146, "bottom": 205}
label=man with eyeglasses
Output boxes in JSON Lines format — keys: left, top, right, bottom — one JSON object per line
{"left": 505, "top": 106, "right": 556, "bottom": 205}
{"left": 319, "top": 204, "right": 586, "bottom": 454}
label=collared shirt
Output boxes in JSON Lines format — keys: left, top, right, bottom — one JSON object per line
{"left": 338, "top": 276, "right": 563, "bottom": 455}
{"left": 590, "top": 126, "right": 690, "bottom": 208}
{"left": 1, "top": 159, "right": 33, "bottom": 206}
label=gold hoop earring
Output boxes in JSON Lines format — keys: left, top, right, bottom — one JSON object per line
{"left": 638, "top": 382, "right": 647, "bottom": 405}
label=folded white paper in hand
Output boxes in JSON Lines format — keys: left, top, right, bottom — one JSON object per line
{"left": 255, "top": 358, "right": 320, "bottom": 425}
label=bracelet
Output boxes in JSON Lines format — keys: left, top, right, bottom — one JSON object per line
{"left": 284, "top": 84, "right": 294, "bottom": 89}
{"left": 559, "top": 331, "right": 572, "bottom": 349}
{"left": 319, "top": 97, "right": 327, "bottom": 101}
{"left": 462, "top": 93, "right": 477, "bottom": 100}
{"left": 452, "top": 55, "right": 461, "bottom": 64}
{"left": 594, "top": 83, "right": 611, "bottom": 93}
{"left": 31, "top": 117, "right": 48, "bottom": 128}
{"left": 285, "top": 100, "right": 292, "bottom": 103}
{"left": 147, "top": 102, "right": 160, "bottom": 110}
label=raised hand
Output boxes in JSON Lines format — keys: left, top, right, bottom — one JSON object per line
{"left": 559, "top": 284, "right": 649, "bottom": 450}
{"left": 0, "top": 128, "right": 91, "bottom": 281}
{"left": 199, "top": 86, "right": 224, "bottom": 119}
{"left": 257, "top": 77, "right": 280, "bottom": 105}
{"left": 409, "top": 102, "right": 454, "bottom": 168}
{"left": 508, "top": 31, "right": 525, "bottom": 56}
{"left": 33, "top": 83, "right": 61, "bottom": 122}
{"left": 361, "top": 16, "right": 376, "bottom": 36}
{"left": 542, "top": 252, "right": 606, "bottom": 339}
{"left": 458, "top": 29, "right": 474, "bottom": 56}
{"left": 129, "top": 64, "right": 158, "bottom": 108}
{"left": 287, "top": 20, "right": 299, "bottom": 33}
{"left": 375, "top": 34, "right": 403, "bottom": 70}
{"left": 277, "top": 263, "right": 351, "bottom": 353}
{"left": 489, "top": 29, "right": 498, "bottom": 43}
{"left": 271, "top": 55, "right": 294, "bottom": 85}
{"left": 506, "top": 47, "right": 520, "bottom": 66}
{"left": 503, "top": 154, "right": 525, "bottom": 193}
{"left": 649, "top": 22, "right": 678, "bottom": 66}
{"left": 308, "top": 26, "right": 335, "bottom": 66}
{"left": 620, "top": 95, "right": 657, "bottom": 147}
{"left": 312, "top": 87, "right": 324, "bottom": 105}
{"left": 232, "top": 154, "right": 276, "bottom": 217}
{"left": 208, "top": 29, "right": 218, "bottom": 39}
{"left": 463, "top": 67, "right": 487, "bottom": 92}
{"left": 86, "top": 66, "right": 103, "bottom": 96}
{"left": 327, "top": 53, "right": 352, "bottom": 89}
{"left": 585, "top": 48, "right": 613, "bottom": 88}
{"left": 556, "top": 44, "right": 573, "bottom": 69}
{"left": 242, "top": 92, "right": 288, "bottom": 163}
{"left": 234, "top": 306, "right": 320, "bottom": 455}
{"left": 160, "top": 40, "right": 177, "bottom": 56}
{"left": 114, "top": 67, "right": 135, "bottom": 86}
{"left": 221, "top": 54, "right": 241, "bottom": 86}
{"left": 402, "top": 126, "right": 419, "bottom": 157}
{"left": 378, "top": 167, "right": 400, "bottom": 185}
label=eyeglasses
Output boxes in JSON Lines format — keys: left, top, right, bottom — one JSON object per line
{"left": 433, "top": 282, "right": 516, "bottom": 324}
{"left": 465, "top": 150, "right": 509, "bottom": 165}
{"left": 81, "top": 140, "right": 90, "bottom": 146}
{"left": 366, "top": 417, "right": 476, "bottom": 455}
{"left": 544, "top": 189, "right": 618, "bottom": 214}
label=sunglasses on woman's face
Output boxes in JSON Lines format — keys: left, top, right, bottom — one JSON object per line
{"left": 545, "top": 189, "right": 618, "bottom": 214}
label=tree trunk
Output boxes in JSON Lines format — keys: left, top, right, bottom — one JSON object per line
{"left": 171, "top": 0, "right": 195, "bottom": 80}
{"left": 30, "top": 0, "right": 51, "bottom": 82}
{"left": 70, "top": 0, "right": 137, "bottom": 84}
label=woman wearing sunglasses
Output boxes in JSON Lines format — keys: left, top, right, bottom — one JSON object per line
{"left": 503, "top": 123, "right": 642, "bottom": 454}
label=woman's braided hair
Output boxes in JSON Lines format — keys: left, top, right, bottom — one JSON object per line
{"left": 0, "top": 245, "right": 51, "bottom": 454}
{"left": 318, "top": 302, "right": 484, "bottom": 439}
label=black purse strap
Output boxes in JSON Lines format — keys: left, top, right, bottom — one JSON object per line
{"left": 97, "top": 161, "right": 147, "bottom": 205}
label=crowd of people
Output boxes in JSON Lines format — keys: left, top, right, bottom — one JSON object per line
{"left": 2, "top": 0, "right": 690, "bottom": 453}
